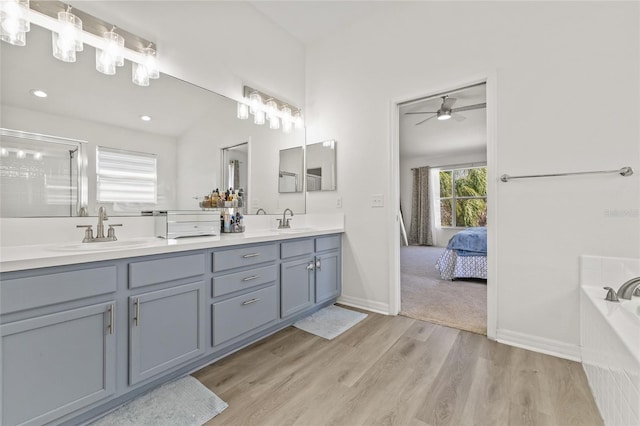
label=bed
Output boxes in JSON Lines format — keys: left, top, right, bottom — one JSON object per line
{"left": 436, "top": 227, "right": 487, "bottom": 280}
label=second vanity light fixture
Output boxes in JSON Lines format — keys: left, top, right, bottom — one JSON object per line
{"left": 0, "top": 0, "right": 160, "bottom": 87}
{"left": 237, "top": 86, "right": 304, "bottom": 133}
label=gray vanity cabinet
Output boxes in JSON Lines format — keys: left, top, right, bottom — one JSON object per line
{"left": 315, "top": 250, "right": 341, "bottom": 304}
{"left": 1, "top": 302, "right": 116, "bottom": 426}
{"left": 129, "top": 281, "right": 206, "bottom": 385}
{"left": 280, "top": 255, "right": 316, "bottom": 318}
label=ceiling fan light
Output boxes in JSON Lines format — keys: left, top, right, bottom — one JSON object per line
{"left": 437, "top": 111, "right": 451, "bottom": 121}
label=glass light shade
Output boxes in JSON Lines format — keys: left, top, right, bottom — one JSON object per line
{"left": 16, "top": 149, "right": 26, "bottom": 159}
{"left": 237, "top": 102, "right": 249, "bottom": 120}
{"left": 293, "top": 110, "right": 304, "bottom": 129}
{"left": 132, "top": 62, "right": 149, "bottom": 86}
{"left": 437, "top": 111, "right": 451, "bottom": 120}
{"left": 52, "top": 11, "right": 82, "bottom": 63}
{"left": 265, "top": 99, "right": 277, "bottom": 119}
{"left": 96, "top": 30, "right": 124, "bottom": 75}
{"left": 142, "top": 46, "right": 159, "bottom": 79}
{"left": 1, "top": 0, "right": 30, "bottom": 46}
{"left": 281, "top": 105, "right": 292, "bottom": 133}
{"left": 249, "top": 91, "right": 262, "bottom": 114}
{"left": 254, "top": 110, "right": 265, "bottom": 125}
{"left": 269, "top": 115, "right": 280, "bottom": 130}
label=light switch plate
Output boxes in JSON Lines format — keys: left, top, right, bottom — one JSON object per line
{"left": 371, "top": 194, "right": 384, "bottom": 208}
{"left": 336, "top": 197, "right": 342, "bottom": 208}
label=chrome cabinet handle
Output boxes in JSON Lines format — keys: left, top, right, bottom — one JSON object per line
{"left": 242, "top": 253, "right": 260, "bottom": 258}
{"left": 107, "top": 303, "right": 115, "bottom": 335}
{"left": 307, "top": 261, "right": 315, "bottom": 270}
{"left": 316, "top": 259, "right": 321, "bottom": 270}
{"left": 134, "top": 298, "right": 141, "bottom": 326}
{"left": 242, "top": 275, "right": 259, "bottom": 282}
{"left": 242, "top": 298, "right": 260, "bottom": 305}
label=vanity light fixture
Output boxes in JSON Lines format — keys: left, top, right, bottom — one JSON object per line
{"left": 239, "top": 86, "right": 304, "bottom": 133}
{"left": 0, "top": 0, "right": 30, "bottom": 46}
{"left": 132, "top": 44, "right": 159, "bottom": 86}
{"left": 96, "top": 27, "right": 124, "bottom": 75}
{"left": 2, "top": 1, "right": 160, "bottom": 87}
{"left": 52, "top": 6, "right": 82, "bottom": 63}
{"left": 29, "top": 89, "right": 47, "bottom": 98}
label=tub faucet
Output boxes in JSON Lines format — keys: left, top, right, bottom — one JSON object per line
{"left": 616, "top": 276, "right": 640, "bottom": 300}
{"left": 277, "top": 208, "right": 294, "bottom": 229}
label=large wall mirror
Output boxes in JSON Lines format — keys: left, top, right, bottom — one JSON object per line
{"left": 306, "top": 140, "right": 337, "bottom": 191}
{"left": 0, "top": 24, "right": 305, "bottom": 217}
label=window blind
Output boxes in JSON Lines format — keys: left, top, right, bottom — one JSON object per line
{"left": 96, "top": 147, "right": 157, "bottom": 203}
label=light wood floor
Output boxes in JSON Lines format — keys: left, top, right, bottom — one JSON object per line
{"left": 194, "top": 310, "right": 603, "bottom": 426}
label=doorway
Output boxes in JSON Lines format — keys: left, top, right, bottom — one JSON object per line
{"left": 390, "top": 77, "right": 498, "bottom": 338}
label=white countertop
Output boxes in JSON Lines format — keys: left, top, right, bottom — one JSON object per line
{"left": 0, "top": 227, "right": 343, "bottom": 273}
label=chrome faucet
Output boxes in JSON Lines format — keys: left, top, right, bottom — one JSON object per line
{"left": 277, "top": 208, "right": 294, "bottom": 229}
{"left": 255, "top": 208, "right": 267, "bottom": 215}
{"left": 616, "top": 276, "right": 640, "bottom": 300}
{"left": 76, "top": 207, "right": 123, "bottom": 243}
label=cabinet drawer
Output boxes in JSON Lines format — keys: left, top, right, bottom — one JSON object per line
{"left": 212, "top": 285, "right": 277, "bottom": 346}
{"left": 316, "top": 235, "right": 341, "bottom": 252}
{"left": 129, "top": 253, "right": 205, "bottom": 288}
{"left": 281, "top": 239, "right": 314, "bottom": 259}
{"left": 212, "top": 265, "right": 277, "bottom": 298}
{"left": 1, "top": 266, "right": 117, "bottom": 315}
{"left": 212, "top": 244, "right": 277, "bottom": 272}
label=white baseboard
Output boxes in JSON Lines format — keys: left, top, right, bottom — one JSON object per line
{"left": 497, "top": 329, "right": 581, "bottom": 362}
{"left": 337, "top": 295, "right": 390, "bottom": 315}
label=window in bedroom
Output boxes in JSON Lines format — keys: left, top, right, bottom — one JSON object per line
{"left": 96, "top": 146, "right": 157, "bottom": 204}
{"left": 439, "top": 166, "right": 487, "bottom": 227}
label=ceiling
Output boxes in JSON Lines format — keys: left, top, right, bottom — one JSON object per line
{"left": 399, "top": 84, "right": 487, "bottom": 160}
{"left": 248, "top": 1, "right": 385, "bottom": 45}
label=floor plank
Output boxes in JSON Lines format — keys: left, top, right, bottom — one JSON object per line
{"left": 197, "top": 311, "right": 603, "bottom": 426}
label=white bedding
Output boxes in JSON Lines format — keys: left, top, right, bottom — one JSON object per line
{"left": 436, "top": 248, "right": 487, "bottom": 280}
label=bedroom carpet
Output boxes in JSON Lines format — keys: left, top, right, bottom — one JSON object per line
{"left": 400, "top": 245, "right": 487, "bottom": 335}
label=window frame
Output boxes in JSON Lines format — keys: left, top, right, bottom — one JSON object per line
{"left": 439, "top": 165, "right": 487, "bottom": 228}
{"left": 95, "top": 146, "right": 158, "bottom": 206}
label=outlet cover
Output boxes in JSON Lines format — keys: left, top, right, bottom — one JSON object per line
{"left": 336, "top": 197, "right": 342, "bottom": 208}
{"left": 371, "top": 194, "right": 384, "bottom": 208}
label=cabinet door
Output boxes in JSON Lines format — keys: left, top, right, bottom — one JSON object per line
{"left": 129, "top": 281, "right": 205, "bottom": 385}
{"left": 1, "top": 302, "right": 116, "bottom": 426}
{"left": 281, "top": 256, "right": 315, "bottom": 318}
{"left": 315, "top": 251, "right": 341, "bottom": 304}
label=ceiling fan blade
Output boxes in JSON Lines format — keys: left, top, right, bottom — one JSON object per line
{"left": 404, "top": 111, "right": 439, "bottom": 115}
{"left": 452, "top": 102, "right": 486, "bottom": 113}
{"left": 442, "top": 97, "right": 457, "bottom": 110}
{"left": 415, "top": 115, "right": 437, "bottom": 125}
{"left": 452, "top": 113, "right": 466, "bottom": 122}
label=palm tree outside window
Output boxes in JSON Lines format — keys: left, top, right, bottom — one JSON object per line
{"left": 439, "top": 166, "right": 487, "bottom": 227}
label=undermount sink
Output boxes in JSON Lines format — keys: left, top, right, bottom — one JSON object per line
{"left": 49, "top": 239, "right": 158, "bottom": 252}
{"left": 277, "top": 227, "right": 314, "bottom": 234}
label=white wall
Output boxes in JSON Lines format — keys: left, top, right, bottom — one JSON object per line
{"left": 75, "top": 1, "right": 306, "bottom": 106}
{"left": 2, "top": 105, "right": 178, "bottom": 215}
{"left": 401, "top": 150, "right": 487, "bottom": 247}
{"left": 305, "top": 2, "right": 640, "bottom": 355}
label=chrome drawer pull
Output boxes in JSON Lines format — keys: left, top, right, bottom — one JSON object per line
{"left": 108, "top": 304, "right": 115, "bottom": 335}
{"left": 307, "top": 261, "right": 315, "bottom": 270}
{"left": 316, "top": 259, "right": 322, "bottom": 270}
{"left": 242, "top": 275, "right": 260, "bottom": 282}
{"left": 242, "top": 253, "right": 260, "bottom": 258}
{"left": 134, "top": 297, "right": 141, "bottom": 326}
{"left": 242, "top": 298, "right": 260, "bottom": 305}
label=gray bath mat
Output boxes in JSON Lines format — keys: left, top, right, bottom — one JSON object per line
{"left": 91, "top": 376, "right": 228, "bottom": 426}
{"left": 294, "top": 305, "right": 367, "bottom": 340}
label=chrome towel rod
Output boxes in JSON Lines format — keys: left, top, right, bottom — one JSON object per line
{"left": 500, "top": 166, "right": 634, "bottom": 182}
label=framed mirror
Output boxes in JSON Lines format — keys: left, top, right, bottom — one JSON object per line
{"left": 0, "top": 24, "right": 306, "bottom": 217}
{"left": 278, "top": 147, "right": 304, "bottom": 193}
{"left": 306, "top": 140, "right": 337, "bottom": 191}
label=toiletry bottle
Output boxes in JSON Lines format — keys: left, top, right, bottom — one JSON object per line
{"left": 223, "top": 212, "right": 231, "bottom": 232}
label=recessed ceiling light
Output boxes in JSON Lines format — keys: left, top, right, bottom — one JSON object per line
{"left": 30, "top": 89, "right": 48, "bottom": 98}
{"left": 140, "top": 115, "right": 151, "bottom": 122}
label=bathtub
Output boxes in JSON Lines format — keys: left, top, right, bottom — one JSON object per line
{"left": 580, "top": 255, "right": 640, "bottom": 426}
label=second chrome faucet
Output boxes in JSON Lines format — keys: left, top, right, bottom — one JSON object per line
{"left": 77, "top": 207, "right": 123, "bottom": 243}
{"left": 277, "top": 208, "right": 294, "bottom": 229}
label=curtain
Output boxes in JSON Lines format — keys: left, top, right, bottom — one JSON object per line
{"left": 408, "top": 166, "right": 433, "bottom": 246}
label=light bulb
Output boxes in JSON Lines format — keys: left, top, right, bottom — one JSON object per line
{"left": 237, "top": 102, "right": 249, "bottom": 120}
{"left": 52, "top": 10, "right": 82, "bottom": 63}
{"left": 437, "top": 111, "right": 451, "bottom": 120}
{"left": 96, "top": 29, "right": 124, "bottom": 75}
{"left": 249, "top": 91, "right": 262, "bottom": 114}
{"left": 1, "top": 0, "right": 30, "bottom": 46}
{"left": 142, "top": 46, "right": 159, "bottom": 79}
{"left": 254, "top": 110, "right": 265, "bottom": 125}
{"left": 281, "top": 105, "right": 292, "bottom": 133}
{"left": 269, "top": 116, "right": 280, "bottom": 130}
{"left": 16, "top": 150, "right": 26, "bottom": 159}
{"left": 1, "top": 148, "right": 8, "bottom": 157}
{"left": 33, "top": 152, "right": 42, "bottom": 160}
{"left": 132, "top": 62, "right": 150, "bottom": 86}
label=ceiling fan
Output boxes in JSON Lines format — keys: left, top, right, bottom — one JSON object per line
{"left": 405, "top": 95, "right": 486, "bottom": 125}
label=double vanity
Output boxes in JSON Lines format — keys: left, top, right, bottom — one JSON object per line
{"left": 0, "top": 224, "right": 343, "bottom": 426}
